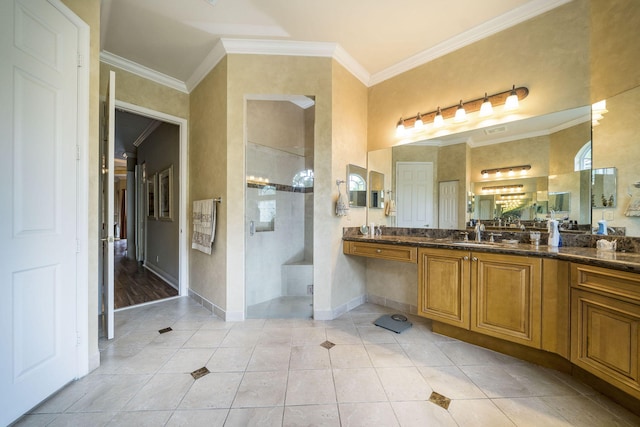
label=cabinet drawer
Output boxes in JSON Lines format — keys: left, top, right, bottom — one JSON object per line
{"left": 571, "top": 264, "right": 640, "bottom": 304}
{"left": 344, "top": 241, "right": 417, "bottom": 263}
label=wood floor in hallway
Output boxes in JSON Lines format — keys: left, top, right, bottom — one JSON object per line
{"left": 114, "top": 240, "right": 178, "bottom": 309}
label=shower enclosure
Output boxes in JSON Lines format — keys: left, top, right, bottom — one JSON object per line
{"left": 245, "top": 98, "right": 315, "bottom": 318}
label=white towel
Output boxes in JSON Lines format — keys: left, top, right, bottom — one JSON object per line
{"left": 336, "top": 189, "right": 350, "bottom": 217}
{"left": 192, "top": 199, "right": 216, "bottom": 254}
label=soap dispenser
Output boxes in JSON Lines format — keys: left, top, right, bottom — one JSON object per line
{"left": 597, "top": 219, "right": 608, "bottom": 235}
{"left": 548, "top": 219, "right": 560, "bottom": 247}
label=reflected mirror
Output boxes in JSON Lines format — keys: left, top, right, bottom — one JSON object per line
{"left": 369, "top": 170, "right": 385, "bottom": 208}
{"left": 368, "top": 106, "right": 592, "bottom": 231}
{"left": 549, "top": 192, "right": 571, "bottom": 212}
{"left": 347, "top": 164, "right": 367, "bottom": 207}
{"left": 592, "top": 167, "right": 617, "bottom": 208}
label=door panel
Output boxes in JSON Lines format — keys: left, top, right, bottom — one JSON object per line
{"left": 101, "top": 71, "right": 116, "bottom": 339}
{"left": 0, "top": 0, "right": 79, "bottom": 424}
{"left": 439, "top": 180, "right": 458, "bottom": 229}
{"left": 396, "top": 162, "right": 433, "bottom": 228}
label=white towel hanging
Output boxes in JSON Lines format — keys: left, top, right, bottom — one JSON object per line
{"left": 192, "top": 199, "right": 216, "bottom": 254}
{"left": 335, "top": 180, "right": 349, "bottom": 217}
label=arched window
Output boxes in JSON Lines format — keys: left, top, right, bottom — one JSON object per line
{"left": 575, "top": 141, "right": 592, "bottom": 171}
{"left": 292, "top": 169, "right": 314, "bottom": 188}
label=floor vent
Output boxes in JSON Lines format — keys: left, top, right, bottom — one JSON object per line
{"left": 429, "top": 391, "right": 451, "bottom": 410}
{"left": 191, "top": 367, "right": 210, "bottom": 380}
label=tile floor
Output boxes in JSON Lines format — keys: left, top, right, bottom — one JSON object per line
{"left": 14, "top": 297, "right": 640, "bottom": 426}
{"left": 246, "top": 296, "right": 313, "bottom": 319}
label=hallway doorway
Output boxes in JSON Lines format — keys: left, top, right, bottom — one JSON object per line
{"left": 114, "top": 240, "right": 178, "bottom": 308}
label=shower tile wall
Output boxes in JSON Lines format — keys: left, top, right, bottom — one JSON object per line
{"left": 246, "top": 142, "right": 310, "bottom": 307}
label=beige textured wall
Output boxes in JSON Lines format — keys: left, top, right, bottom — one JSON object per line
{"left": 549, "top": 122, "right": 591, "bottom": 176}
{"left": 222, "top": 54, "right": 341, "bottom": 318}
{"left": 189, "top": 57, "right": 228, "bottom": 311}
{"left": 590, "top": 0, "right": 640, "bottom": 102}
{"left": 61, "top": 0, "right": 101, "bottom": 368}
{"left": 247, "top": 101, "right": 306, "bottom": 155}
{"left": 99, "top": 63, "right": 189, "bottom": 119}
{"left": 330, "top": 60, "right": 369, "bottom": 311}
{"left": 367, "top": 0, "right": 590, "bottom": 152}
{"left": 470, "top": 136, "right": 550, "bottom": 184}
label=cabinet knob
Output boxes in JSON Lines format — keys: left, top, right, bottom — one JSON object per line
{"left": 472, "top": 257, "right": 478, "bottom": 262}
{"left": 463, "top": 256, "right": 469, "bottom": 260}
{"left": 376, "top": 249, "right": 382, "bottom": 253}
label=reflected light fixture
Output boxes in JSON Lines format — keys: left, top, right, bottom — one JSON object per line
{"left": 481, "top": 164, "right": 531, "bottom": 178}
{"left": 393, "top": 85, "right": 528, "bottom": 136}
{"left": 454, "top": 100, "right": 467, "bottom": 122}
{"left": 479, "top": 93, "right": 493, "bottom": 117}
{"left": 433, "top": 107, "right": 444, "bottom": 128}
{"left": 504, "top": 85, "right": 519, "bottom": 111}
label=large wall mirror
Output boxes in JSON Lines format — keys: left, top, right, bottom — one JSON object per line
{"left": 591, "top": 84, "right": 640, "bottom": 236}
{"left": 367, "top": 106, "right": 593, "bottom": 231}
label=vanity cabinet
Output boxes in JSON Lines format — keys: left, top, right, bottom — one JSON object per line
{"left": 571, "top": 264, "right": 640, "bottom": 400}
{"left": 418, "top": 249, "right": 542, "bottom": 348}
{"left": 471, "top": 252, "right": 542, "bottom": 348}
{"left": 418, "top": 248, "right": 470, "bottom": 329}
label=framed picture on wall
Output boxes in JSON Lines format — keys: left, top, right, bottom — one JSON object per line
{"left": 147, "top": 173, "right": 157, "bottom": 219}
{"left": 158, "top": 165, "right": 173, "bottom": 221}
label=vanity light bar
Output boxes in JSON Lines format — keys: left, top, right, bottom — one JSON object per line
{"left": 481, "top": 165, "right": 531, "bottom": 177}
{"left": 481, "top": 184, "right": 524, "bottom": 192}
{"left": 395, "top": 85, "right": 529, "bottom": 135}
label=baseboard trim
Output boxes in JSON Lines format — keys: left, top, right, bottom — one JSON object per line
{"left": 314, "top": 294, "right": 365, "bottom": 320}
{"left": 366, "top": 293, "right": 418, "bottom": 315}
{"left": 88, "top": 350, "right": 101, "bottom": 373}
{"left": 143, "top": 262, "right": 178, "bottom": 290}
{"left": 188, "top": 288, "right": 244, "bottom": 321}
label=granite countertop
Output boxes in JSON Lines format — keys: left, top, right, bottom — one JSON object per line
{"left": 343, "top": 234, "right": 640, "bottom": 274}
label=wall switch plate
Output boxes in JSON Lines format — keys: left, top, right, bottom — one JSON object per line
{"left": 605, "top": 211, "right": 614, "bottom": 221}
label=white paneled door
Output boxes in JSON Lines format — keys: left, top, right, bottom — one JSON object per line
{"left": 439, "top": 180, "right": 459, "bottom": 229}
{"left": 0, "top": 0, "right": 80, "bottom": 424}
{"left": 396, "top": 162, "right": 434, "bottom": 228}
{"left": 101, "top": 71, "right": 116, "bottom": 340}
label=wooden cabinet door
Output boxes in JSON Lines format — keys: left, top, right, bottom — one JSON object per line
{"left": 471, "top": 253, "right": 542, "bottom": 348}
{"left": 418, "top": 248, "right": 470, "bottom": 329}
{"left": 571, "top": 289, "right": 640, "bottom": 400}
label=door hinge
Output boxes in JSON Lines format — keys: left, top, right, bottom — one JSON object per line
{"left": 77, "top": 53, "right": 84, "bottom": 68}
{"left": 76, "top": 331, "right": 81, "bottom": 345}
{"left": 76, "top": 239, "right": 81, "bottom": 253}
{"left": 76, "top": 145, "right": 80, "bottom": 160}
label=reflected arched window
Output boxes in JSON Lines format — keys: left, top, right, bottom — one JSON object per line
{"left": 349, "top": 174, "right": 366, "bottom": 191}
{"left": 292, "top": 169, "right": 314, "bottom": 188}
{"left": 575, "top": 141, "right": 592, "bottom": 171}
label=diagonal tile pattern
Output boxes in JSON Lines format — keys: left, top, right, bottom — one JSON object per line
{"left": 15, "top": 297, "right": 640, "bottom": 426}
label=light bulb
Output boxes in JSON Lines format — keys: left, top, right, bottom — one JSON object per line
{"left": 433, "top": 107, "right": 444, "bottom": 128}
{"left": 396, "top": 117, "right": 406, "bottom": 136}
{"left": 479, "top": 93, "right": 493, "bottom": 117}
{"left": 454, "top": 100, "right": 466, "bottom": 122}
{"left": 504, "top": 85, "right": 519, "bottom": 110}
{"left": 414, "top": 112, "right": 424, "bottom": 130}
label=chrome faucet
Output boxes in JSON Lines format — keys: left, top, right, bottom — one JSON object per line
{"left": 474, "top": 221, "right": 484, "bottom": 242}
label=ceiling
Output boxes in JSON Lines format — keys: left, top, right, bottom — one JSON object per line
{"left": 100, "top": 0, "right": 569, "bottom": 89}
{"left": 104, "top": 0, "right": 571, "bottom": 162}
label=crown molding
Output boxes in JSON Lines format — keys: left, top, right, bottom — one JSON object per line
{"left": 369, "top": 0, "right": 571, "bottom": 86}
{"left": 185, "top": 40, "right": 227, "bottom": 92}
{"left": 186, "top": 38, "right": 371, "bottom": 91}
{"left": 100, "top": 50, "right": 188, "bottom": 93}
